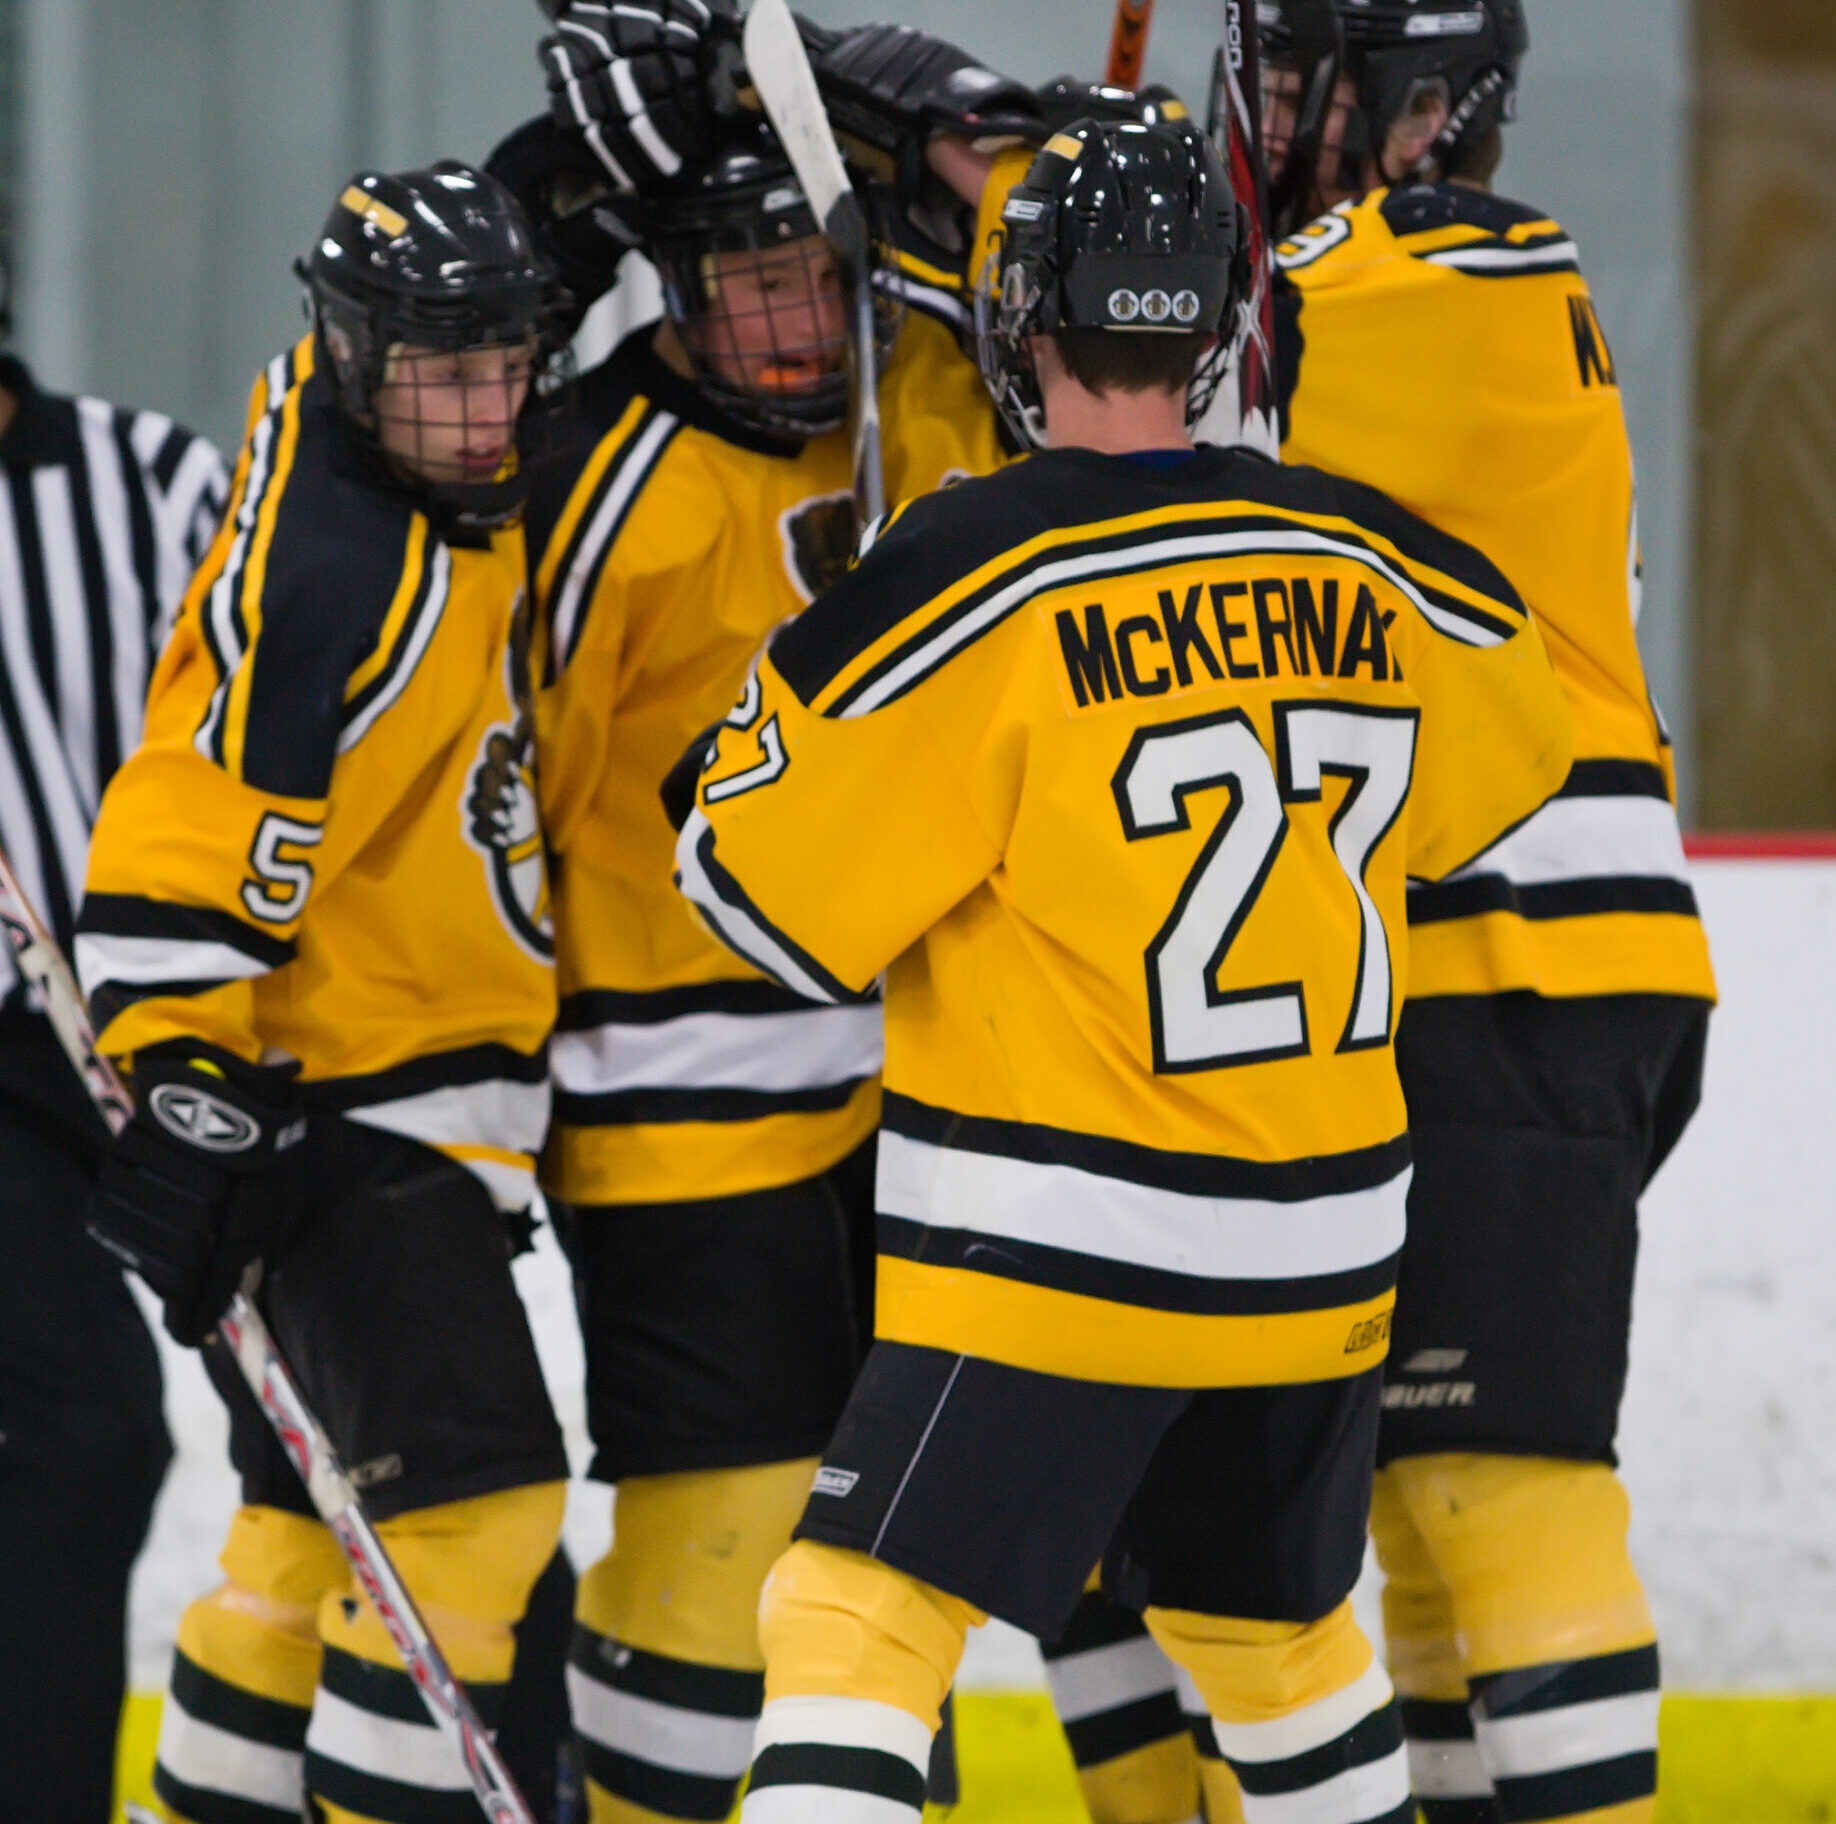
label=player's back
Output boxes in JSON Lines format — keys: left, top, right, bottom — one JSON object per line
{"left": 680, "top": 443, "right": 1573, "bottom": 1387}
{"left": 1277, "top": 183, "right": 1714, "bottom": 1003}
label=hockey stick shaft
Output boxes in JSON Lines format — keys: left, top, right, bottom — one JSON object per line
{"left": 0, "top": 848, "right": 534, "bottom": 1824}
{"left": 742, "top": 0, "right": 886, "bottom": 529}
{"left": 1105, "top": 0, "right": 1157, "bottom": 88}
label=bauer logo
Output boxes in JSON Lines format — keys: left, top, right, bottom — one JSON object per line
{"left": 149, "top": 1083, "right": 262, "bottom": 1154}
{"left": 1108, "top": 288, "right": 1141, "bottom": 322}
{"left": 1003, "top": 196, "right": 1046, "bottom": 222}
{"left": 812, "top": 1466, "right": 860, "bottom": 1498}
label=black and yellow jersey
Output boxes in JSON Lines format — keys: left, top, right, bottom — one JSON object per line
{"left": 1276, "top": 183, "right": 1714, "bottom": 1004}
{"left": 76, "top": 337, "right": 555, "bottom": 1210}
{"left": 530, "top": 308, "right": 1006, "bottom": 1208}
{"left": 676, "top": 446, "right": 1573, "bottom": 1389}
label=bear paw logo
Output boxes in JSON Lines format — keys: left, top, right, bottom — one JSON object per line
{"left": 463, "top": 712, "right": 553, "bottom": 963}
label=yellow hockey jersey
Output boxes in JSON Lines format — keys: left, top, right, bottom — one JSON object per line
{"left": 1276, "top": 184, "right": 1714, "bottom": 1003}
{"left": 530, "top": 302, "right": 1007, "bottom": 1209}
{"left": 76, "top": 337, "right": 555, "bottom": 1210}
{"left": 677, "top": 446, "right": 1573, "bottom": 1388}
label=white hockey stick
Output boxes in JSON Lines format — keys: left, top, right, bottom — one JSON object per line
{"left": 742, "top": 0, "right": 887, "bottom": 528}
{"left": 0, "top": 847, "right": 534, "bottom": 1824}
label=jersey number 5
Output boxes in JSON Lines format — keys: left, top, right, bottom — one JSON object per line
{"left": 1112, "top": 703, "right": 1418, "bottom": 1074}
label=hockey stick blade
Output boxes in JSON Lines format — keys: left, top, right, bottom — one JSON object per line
{"left": 0, "top": 847, "right": 535, "bottom": 1824}
{"left": 742, "top": 0, "right": 886, "bottom": 526}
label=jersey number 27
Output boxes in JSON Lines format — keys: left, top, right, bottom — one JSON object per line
{"left": 1113, "top": 703, "right": 1419, "bottom": 1073}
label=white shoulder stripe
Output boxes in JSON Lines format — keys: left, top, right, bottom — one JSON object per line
{"left": 844, "top": 524, "right": 1507, "bottom": 718}
{"left": 336, "top": 539, "right": 452, "bottom": 752}
{"left": 1422, "top": 239, "right": 1579, "bottom": 273}
{"left": 551, "top": 408, "right": 679, "bottom": 668}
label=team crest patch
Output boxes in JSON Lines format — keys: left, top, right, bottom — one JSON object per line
{"left": 780, "top": 490, "right": 857, "bottom": 603}
{"left": 463, "top": 607, "right": 554, "bottom": 963}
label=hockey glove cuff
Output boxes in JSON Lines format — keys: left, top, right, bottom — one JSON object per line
{"left": 86, "top": 1045, "right": 308, "bottom": 1348}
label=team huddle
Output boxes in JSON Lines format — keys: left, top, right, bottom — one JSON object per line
{"left": 58, "top": 2, "right": 1713, "bottom": 1823}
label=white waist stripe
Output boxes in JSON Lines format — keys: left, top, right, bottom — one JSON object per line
{"left": 552, "top": 1002, "right": 882, "bottom": 1095}
{"left": 157, "top": 1694, "right": 304, "bottom": 1810}
{"left": 344, "top": 1076, "right": 552, "bottom": 1159}
{"left": 878, "top": 1133, "right": 1408, "bottom": 1283}
{"left": 1476, "top": 1689, "right": 1661, "bottom": 1779}
{"left": 1210, "top": 1659, "right": 1395, "bottom": 1764}
{"left": 304, "top": 1687, "right": 473, "bottom": 1791}
{"left": 1045, "top": 1635, "right": 1183, "bottom": 1722}
{"left": 752, "top": 1694, "right": 933, "bottom": 1773}
{"left": 1444, "top": 794, "right": 1689, "bottom": 889}
{"left": 566, "top": 1666, "right": 756, "bottom": 1778}
{"left": 1407, "top": 1733, "right": 1493, "bottom": 1799}
{"left": 74, "top": 931, "right": 271, "bottom": 997}
{"left": 1239, "top": 1742, "right": 1411, "bottom": 1824}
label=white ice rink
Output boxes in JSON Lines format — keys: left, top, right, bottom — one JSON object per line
{"left": 125, "top": 856, "right": 1836, "bottom": 1694}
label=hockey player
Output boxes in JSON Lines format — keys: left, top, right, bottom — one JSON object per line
{"left": 1260, "top": 3, "right": 1717, "bottom": 1819}
{"left": 515, "top": 9, "right": 1038, "bottom": 1818}
{"left": 673, "top": 115, "right": 1572, "bottom": 1824}
{"left": 76, "top": 164, "right": 574, "bottom": 1824}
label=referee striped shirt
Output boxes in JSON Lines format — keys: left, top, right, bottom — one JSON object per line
{"left": 0, "top": 353, "right": 228, "bottom": 996}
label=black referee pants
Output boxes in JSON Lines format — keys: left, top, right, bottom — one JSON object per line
{"left": 0, "top": 1013, "right": 170, "bottom": 1824}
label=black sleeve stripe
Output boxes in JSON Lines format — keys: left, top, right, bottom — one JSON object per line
{"left": 546, "top": 404, "right": 680, "bottom": 678}
{"left": 1558, "top": 759, "right": 1671, "bottom": 802}
{"left": 336, "top": 537, "right": 451, "bottom": 752}
{"left": 77, "top": 891, "right": 299, "bottom": 966}
{"left": 1406, "top": 874, "right": 1699, "bottom": 926}
{"left": 558, "top": 979, "right": 843, "bottom": 1027}
{"left": 1419, "top": 241, "right": 1580, "bottom": 278}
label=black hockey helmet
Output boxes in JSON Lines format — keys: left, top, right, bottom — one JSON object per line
{"left": 648, "top": 117, "right": 897, "bottom": 442}
{"left": 1262, "top": 0, "right": 1526, "bottom": 195}
{"left": 301, "top": 161, "right": 571, "bottom": 527}
{"left": 975, "top": 118, "right": 1245, "bottom": 450}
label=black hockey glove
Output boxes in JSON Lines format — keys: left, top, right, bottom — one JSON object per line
{"left": 486, "top": 114, "right": 647, "bottom": 335}
{"left": 86, "top": 1044, "right": 307, "bottom": 1348}
{"left": 541, "top": 0, "right": 742, "bottom": 194}
{"left": 801, "top": 21, "right": 1045, "bottom": 198}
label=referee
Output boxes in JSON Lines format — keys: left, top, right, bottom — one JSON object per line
{"left": 0, "top": 269, "right": 228, "bottom": 1824}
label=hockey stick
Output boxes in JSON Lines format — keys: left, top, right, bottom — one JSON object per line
{"left": 742, "top": 0, "right": 886, "bottom": 529}
{"left": 1105, "top": 0, "right": 1157, "bottom": 88}
{"left": 0, "top": 848, "right": 535, "bottom": 1824}
{"left": 1207, "top": 0, "right": 1280, "bottom": 453}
